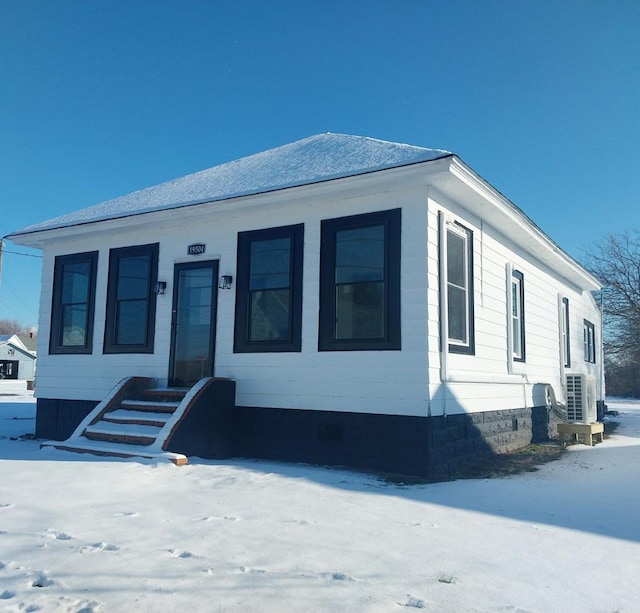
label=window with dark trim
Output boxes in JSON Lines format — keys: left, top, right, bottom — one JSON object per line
{"left": 583, "top": 319, "right": 596, "bottom": 363}
{"left": 561, "top": 297, "right": 571, "bottom": 367}
{"left": 50, "top": 251, "right": 98, "bottom": 354}
{"left": 443, "top": 220, "right": 475, "bottom": 354}
{"left": 234, "top": 224, "right": 303, "bottom": 353}
{"left": 511, "top": 270, "right": 526, "bottom": 362}
{"left": 104, "top": 243, "right": 158, "bottom": 354}
{"left": 319, "top": 208, "right": 401, "bottom": 351}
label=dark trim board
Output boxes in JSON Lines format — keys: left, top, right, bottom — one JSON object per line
{"left": 35, "top": 398, "right": 554, "bottom": 478}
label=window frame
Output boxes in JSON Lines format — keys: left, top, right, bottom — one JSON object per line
{"left": 583, "top": 319, "right": 596, "bottom": 364}
{"left": 49, "top": 251, "right": 98, "bottom": 355}
{"left": 443, "top": 219, "right": 475, "bottom": 355}
{"left": 103, "top": 243, "right": 159, "bottom": 354}
{"left": 234, "top": 223, "right": 304, "bottom": 353}
{"left": 511, "top": 269, "right": 526, "bottom": 362}
{"left": 318, "top": 208, "right": 401, "bottom": 352}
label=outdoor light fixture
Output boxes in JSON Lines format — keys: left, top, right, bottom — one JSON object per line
{"left": 154, "top": 281, "right": 167, "bottom": 295}
{"left": 219, "top": 275, "right": 233, "bottom": 290}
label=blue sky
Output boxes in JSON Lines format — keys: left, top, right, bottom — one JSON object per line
{"left": 1, "top": 0, "right": 639, "bottom": 328}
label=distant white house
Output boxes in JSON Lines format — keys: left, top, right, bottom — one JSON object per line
{"left": 0, "top": 334, "right": 36, "bottom": 380}
{"left": 6, "top": 133, "right": 603, "bottom": 477}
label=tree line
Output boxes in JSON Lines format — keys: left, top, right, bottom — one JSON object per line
{"left": 586, "top": 230, "right": 640, "bottom": 398}
{"left": 0, "top": 318, "right": 36, "bottom": 338}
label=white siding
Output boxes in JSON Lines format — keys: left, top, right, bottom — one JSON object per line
{"left": 32, "top": 169, "right": 601, "bottom": 418}
{"left": 35, "top": 182, "right": 431, "bottom": 417}
{"left": 426, "top": 192, "right": 602, "bottom": 416}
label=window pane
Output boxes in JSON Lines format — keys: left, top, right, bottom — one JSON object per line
{"left": 61, "top": 304, "right": 88, "bottom": 346}
{"left": 584, "top": 325, "right": 590, "bottom": 361}
{"left": 512, "top": 281, "right": 519, "bottom": 317}
{"left": 62, "top": 262, "right": 90, "bottom": 304}
{"left": 250, "top": 238, "right": 291, "bottom": 290}
{"left": 319, "top": 209, "right": 400, "bottom": 351}
{"left": 335, "top": 281, "right": 384, "bottom": 340}
{"left": 447, "top": 231, "right": 466, "bottom": 287}
{"left": 178, "top": 268, "right": 213, "bottom": 326}
{"left": 117, "top": 255, "right": 151, "bottom": 300}
{"left": 104, "top": 244, "right": 157, "bottom": 353}
{"left": 249, "top": 289, "right": 290, "bottom": 341}
{"left": 235, "top": 225, "right": 303, "bottom": 353}
{"left": 116, "top": 300, "right": 147, "bottom": 345}
{"left": 448, "top": 285, "right": 467, "bottom": 342}
{"left": 336, "top": 225, "right": 385, "bottom": 284}
{"left": 51, "top": 252, "right": 97, "bottom": 354}
{"left": 583, "top": 322, "right": 596, "bottom": 363}
{"left": 512, "top": 318, "right": 521, "bottom": 356}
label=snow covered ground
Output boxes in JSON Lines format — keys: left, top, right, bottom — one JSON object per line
{"left": 1, "top": 380, "right": 639, "bottom": 613}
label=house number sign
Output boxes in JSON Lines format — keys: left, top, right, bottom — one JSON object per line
{"left": 188, "top": 243, "right": 206, "bottom": 256}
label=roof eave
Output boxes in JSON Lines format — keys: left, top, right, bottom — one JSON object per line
{"left": 7, "top": 155, "right": 455, "bottom": 249}
{"left": 443, "top": 156, "right": 600, "bottom": 292}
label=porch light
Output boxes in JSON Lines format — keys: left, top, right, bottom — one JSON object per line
{"left": 154, "top": 281, "right": 167, "bottom": 295}
{"left": 219, "top": 275, "right": 233, "bottom": 290}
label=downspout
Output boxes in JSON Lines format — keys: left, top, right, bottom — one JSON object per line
{"left": 0, "top": 238, "right": 4, "bottom": 295}
{"left": 598, "top": 290, "right": 606, "bottom": 403}
{"left": 557, "top": 293, "right": 567, "bottom": 401}
{"left": 438, "top": 211, "right": 449, "bottom": 416}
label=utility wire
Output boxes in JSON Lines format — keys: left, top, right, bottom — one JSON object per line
{"left": 0, "top": 249, "right": 42, "bottom": 258}
{"left": 0, "top": 241, "right": 42, "bottom": 319}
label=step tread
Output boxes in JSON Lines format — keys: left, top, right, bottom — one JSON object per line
{"left": 83, "top": 431, "right": 155, "bottom": 446}
{"left": 105, "top": 409, "right": 172, "bottom": 423}
{"left": 41, "top": 440, "right": 187, "bottom": 465}
{"left": 120, "top": 400, "right": 180, "bottom": 411}
{"left": 85, "top": 421, "right": 162, "bottom": 438}
{"left": 144, "top": 387, "right": 188, "bottom": 397}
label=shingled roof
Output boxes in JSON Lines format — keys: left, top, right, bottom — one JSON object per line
{"left": 8, "top": 133, "right": 451, "bottom": 237}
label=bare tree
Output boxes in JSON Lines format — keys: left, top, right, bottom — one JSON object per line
{"left": 0, "top": 318, "right": 28, "bottom": 336}
{"left": 585, "top": 230, "right": 640, "bottom": 396}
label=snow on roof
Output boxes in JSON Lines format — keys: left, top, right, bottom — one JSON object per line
{"left": 0, "top": 334, "right": 29, "bottom": 353}
{"left": 9, "top": 133, "right": 451, "bottom": 237}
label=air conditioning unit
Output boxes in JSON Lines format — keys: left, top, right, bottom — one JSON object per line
{"left": 565, "top": 374, "right": 597, "bottom": 423}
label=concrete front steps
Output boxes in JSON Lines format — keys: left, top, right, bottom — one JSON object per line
{"left": 42, "top": 379, "right": 192, "bottom": 465}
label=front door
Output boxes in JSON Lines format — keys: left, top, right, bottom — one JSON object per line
{"left": 169, "top": 260, "right": 219, "bottom": 387}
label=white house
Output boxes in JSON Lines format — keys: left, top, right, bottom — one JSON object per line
{"left": 0, "top": 334, "right": 36, "bottom": 380}
{"left": 6, "top": 133, "right": 603, "bottom": 476}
